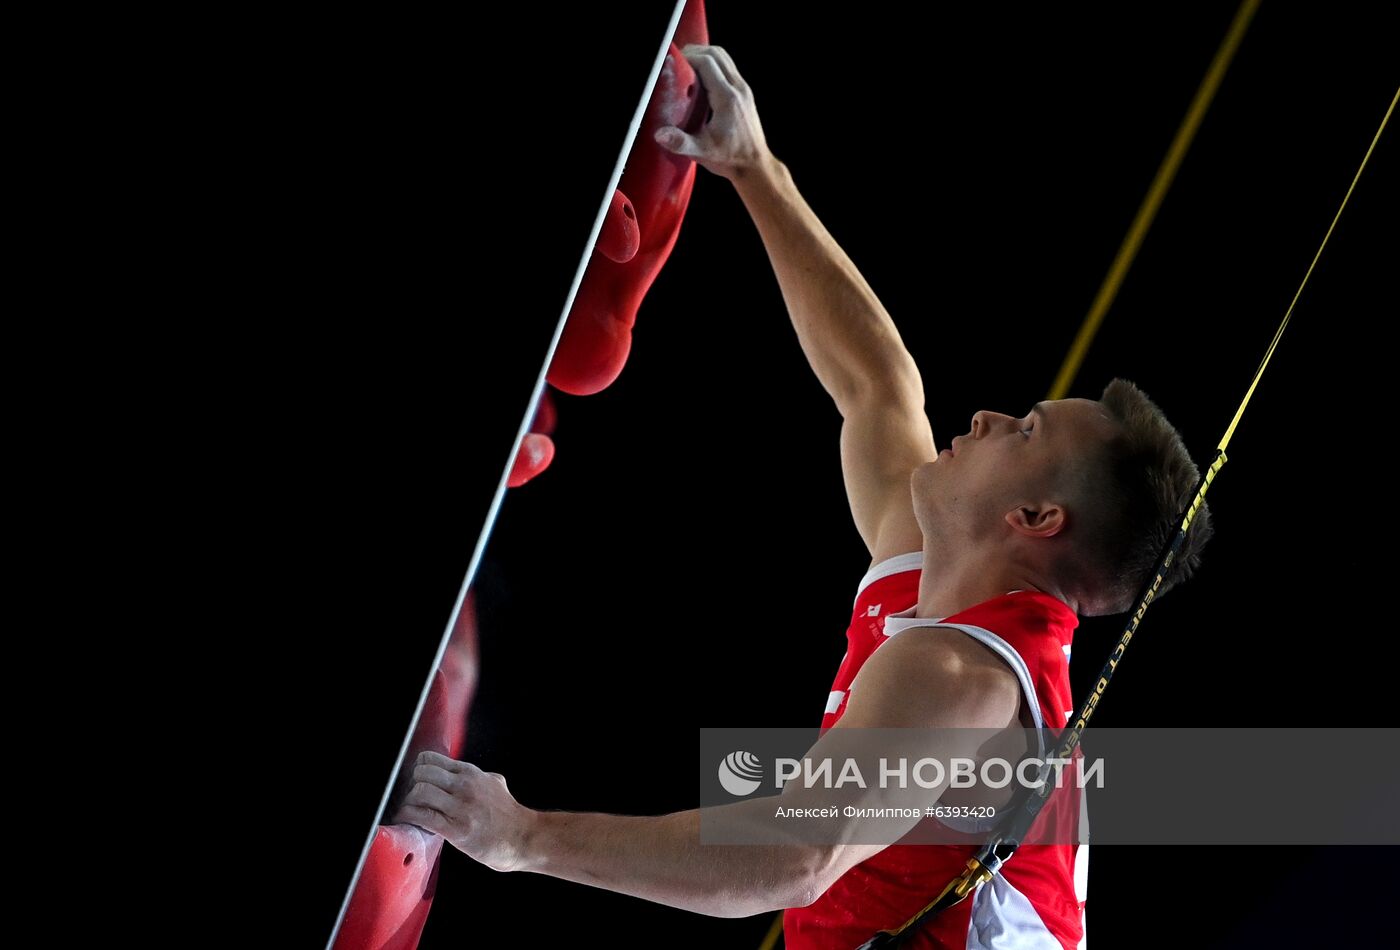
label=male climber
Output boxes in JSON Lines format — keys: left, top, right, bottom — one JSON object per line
{"left": 393, "top": 43, "right": 1213, "bottom": 948}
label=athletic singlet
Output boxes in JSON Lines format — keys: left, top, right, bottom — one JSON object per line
{"left": 783, "top": 552, "right": 1090, "bottom": 949}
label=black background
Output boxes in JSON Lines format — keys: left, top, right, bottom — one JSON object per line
{"left": 210, "top": 2, "right": 1397, "bottom": 946}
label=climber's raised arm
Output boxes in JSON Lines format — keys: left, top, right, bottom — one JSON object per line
{"left": 655, "top": 44, "right": 934, "bottom": 563}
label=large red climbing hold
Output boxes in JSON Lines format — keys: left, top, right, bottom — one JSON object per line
{"left": 548, "top": 1, "right": 710, "bottom": 396}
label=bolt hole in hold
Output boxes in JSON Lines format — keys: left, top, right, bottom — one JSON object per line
{"left": 687, "top": 83, "right": 695, "bottom": 97}
{"left": 623, "top": 205, "right": 634, "bottom": 219}
{"left": 403, "top": 853, "right": 414, "bottom": 866}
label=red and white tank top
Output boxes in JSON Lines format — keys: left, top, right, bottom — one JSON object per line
{"left": 783, "top": 552, "right": 1090, "bottom": 949}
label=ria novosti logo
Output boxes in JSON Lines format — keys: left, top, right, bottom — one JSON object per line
{"left": 718, "top": 751, "right": 763, "bottom": 795}
{"left": 716, "top": 750, "right": 1104, "bottom": 797}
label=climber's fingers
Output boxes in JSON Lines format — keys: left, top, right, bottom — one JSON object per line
{"left": 655, "top": 43, "right": 771, "bottom": 181}
{"left": 687, "top": 50, "right": 740, "bottom": 106}
{"left": 654, "top": 125, "right": 704, "bottom": 160}
{"left": 691, "top": 43, "right": 748, "bottom": 95}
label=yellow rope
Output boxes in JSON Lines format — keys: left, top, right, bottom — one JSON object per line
{"left": 756, "top": 909, "right": 785, "bottom": 950}
{"left": 1046, "top": 0, "right": 1260, "bottom": 401}
{"left": 1218, "top": 86, "right": 1397, "bottom": 452}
